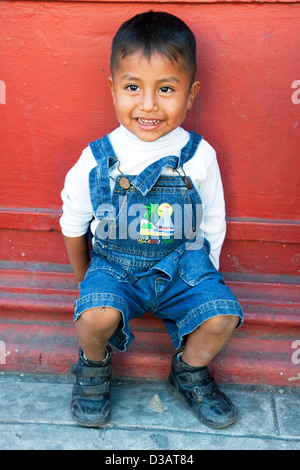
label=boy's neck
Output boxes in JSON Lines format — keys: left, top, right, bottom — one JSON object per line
{"left": 119, "top": 125, "right": 182, "bottom": 147}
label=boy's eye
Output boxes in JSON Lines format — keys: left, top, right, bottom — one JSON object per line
{"left": 159, "top": 86, "right": 174, "bottom": 93}
{"left": 126, "top": 85, "right": 139, "bottom": 92}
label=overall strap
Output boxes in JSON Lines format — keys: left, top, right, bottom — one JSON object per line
{"left": 179, "top": 131, "right": 203, "bottom": 166}
{"left": 88, "top": 134, "right": 118, "bottom": 215}
{"left": 131, "top": 131, "right": 203, "bottom": 195}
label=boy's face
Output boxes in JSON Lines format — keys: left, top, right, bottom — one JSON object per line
{"left": 109, "top": 51, "right": 201, "bottom": 142}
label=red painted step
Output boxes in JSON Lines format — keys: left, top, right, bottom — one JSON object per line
{"left": 0, "top": 263, "right": 299, "bottom": 387}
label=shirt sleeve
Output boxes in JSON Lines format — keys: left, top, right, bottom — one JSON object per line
{"left": 59, "top": 148, "right": 95, "bottom": 237}
{"left": 189, "top": 141, "right": 226, "bottom": 270}
{"left": 200, "top": 156, "right": 226, "bottom": 270}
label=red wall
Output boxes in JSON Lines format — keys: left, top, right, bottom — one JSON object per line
{"left": 0, "top": 0, "right": 299, "bottom": 385}
{"left": 0, "top": 0, "right": 299, "bottom": 276}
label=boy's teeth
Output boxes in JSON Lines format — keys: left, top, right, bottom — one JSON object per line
{"left": 138, "top": 118, "right": 160, "bottom": 125}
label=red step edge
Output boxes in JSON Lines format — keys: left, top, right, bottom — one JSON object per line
{"left": 0, "top": 266, "right": 299, "bottom": 387}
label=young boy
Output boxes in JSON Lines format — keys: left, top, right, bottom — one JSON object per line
{"left": 60, "top": 11, "right": 244, "bottom": 429}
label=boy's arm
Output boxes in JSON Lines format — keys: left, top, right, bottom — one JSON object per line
{"left": 63, "top": 234, "right": 90, "bottom": 284}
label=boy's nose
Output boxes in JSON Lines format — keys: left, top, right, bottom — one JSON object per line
{"left": 139, "top": 91, "right": 159, "bottom": 112}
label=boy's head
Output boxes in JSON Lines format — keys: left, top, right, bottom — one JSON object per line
{"left": 110, "top": 11, "right": 197, "bottom": 85}
{"left": 109, "top": 11, "right": 201, "bottom": 142}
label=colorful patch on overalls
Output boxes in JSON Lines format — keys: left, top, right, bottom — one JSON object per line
{"left": 140, "top": 202, "right": 174, "bottom": 237}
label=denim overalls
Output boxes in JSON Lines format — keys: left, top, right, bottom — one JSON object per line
{"left": 74, "top": 132, "right": 244, "bottom": 351}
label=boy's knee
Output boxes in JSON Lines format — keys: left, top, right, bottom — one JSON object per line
{"left": 76, "top": 307, "right": 121, "bottom": 330}
{"left": 204, "top": 315, "right": 239, "bottom": 336}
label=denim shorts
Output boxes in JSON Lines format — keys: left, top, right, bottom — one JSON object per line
{"left": 74, "top": 248, "right": 244, "bottom": 352}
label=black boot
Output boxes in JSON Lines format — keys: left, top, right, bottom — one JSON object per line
{"left": 168, "top": 354, "right": 237, "bottom": 429}
{"left": 70, "top": 346, "right": 113, "bottom": 427}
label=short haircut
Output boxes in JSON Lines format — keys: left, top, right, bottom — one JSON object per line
{"left": 110, "top": 11, "right": 197, "bottom": 84}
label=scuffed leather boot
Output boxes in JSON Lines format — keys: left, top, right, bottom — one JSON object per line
{"left": 70, "top": 346, "right": 113, "bottom": 427}
{"left": 168, "top": 353, "right": 237, "bottom": 429}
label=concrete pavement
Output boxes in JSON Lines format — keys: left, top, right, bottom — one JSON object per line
{"left": 0, "top": 372, "right": 299, "bottom": 451}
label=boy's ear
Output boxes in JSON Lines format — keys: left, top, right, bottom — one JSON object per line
{"left": 187, "top": 81, "right": 201, "bottom": 110}
{"left": 108, "top": 77, "right": 115, "bottom": 104}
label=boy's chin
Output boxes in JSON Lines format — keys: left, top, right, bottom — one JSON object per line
{"left": 127, "top": 122, "right": 171, "bottom": 142}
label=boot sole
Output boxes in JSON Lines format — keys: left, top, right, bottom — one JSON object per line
{"left": 71, "top": 405, "right": 110, "bottom": 428}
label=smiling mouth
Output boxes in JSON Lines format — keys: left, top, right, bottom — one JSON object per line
{"left": 136, "top": 118, "right": 162, "bottom": 126}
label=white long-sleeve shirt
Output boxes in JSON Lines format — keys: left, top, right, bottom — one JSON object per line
{"left": 60, "top": 125, "right": 226, "bottom": 269}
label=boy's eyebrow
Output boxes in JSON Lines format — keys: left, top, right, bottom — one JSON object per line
{"left": 120, "top": 74, "right": 139, "bottom": 81}
{"left": 158, "top": 76, "right": 181, "bottom": 84}
{"left": 120, "top": 74, "right": 181, "bottom": 84}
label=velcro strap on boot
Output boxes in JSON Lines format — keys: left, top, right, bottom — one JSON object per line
{"left": 71, "top": 364, "right": 111, "bottom": 378}
{"left": 193, "top": 380, "right": 219, "bottom": 397}
{"left": 73, "top": 381, "right": 110, "bottom": 397}
{"left": 185, "top": 367, "right": 212, "bottom": 384}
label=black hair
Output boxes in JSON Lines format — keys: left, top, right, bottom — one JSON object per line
{"left": 110, "top": 11, "right": 197, "bottom": 83}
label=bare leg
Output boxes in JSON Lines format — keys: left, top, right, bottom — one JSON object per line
{"left": 75, "top": 307, "right": 122, "bottom": 362}
{"left": 181, "top": 315, "right": 240, "bottom": 367}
